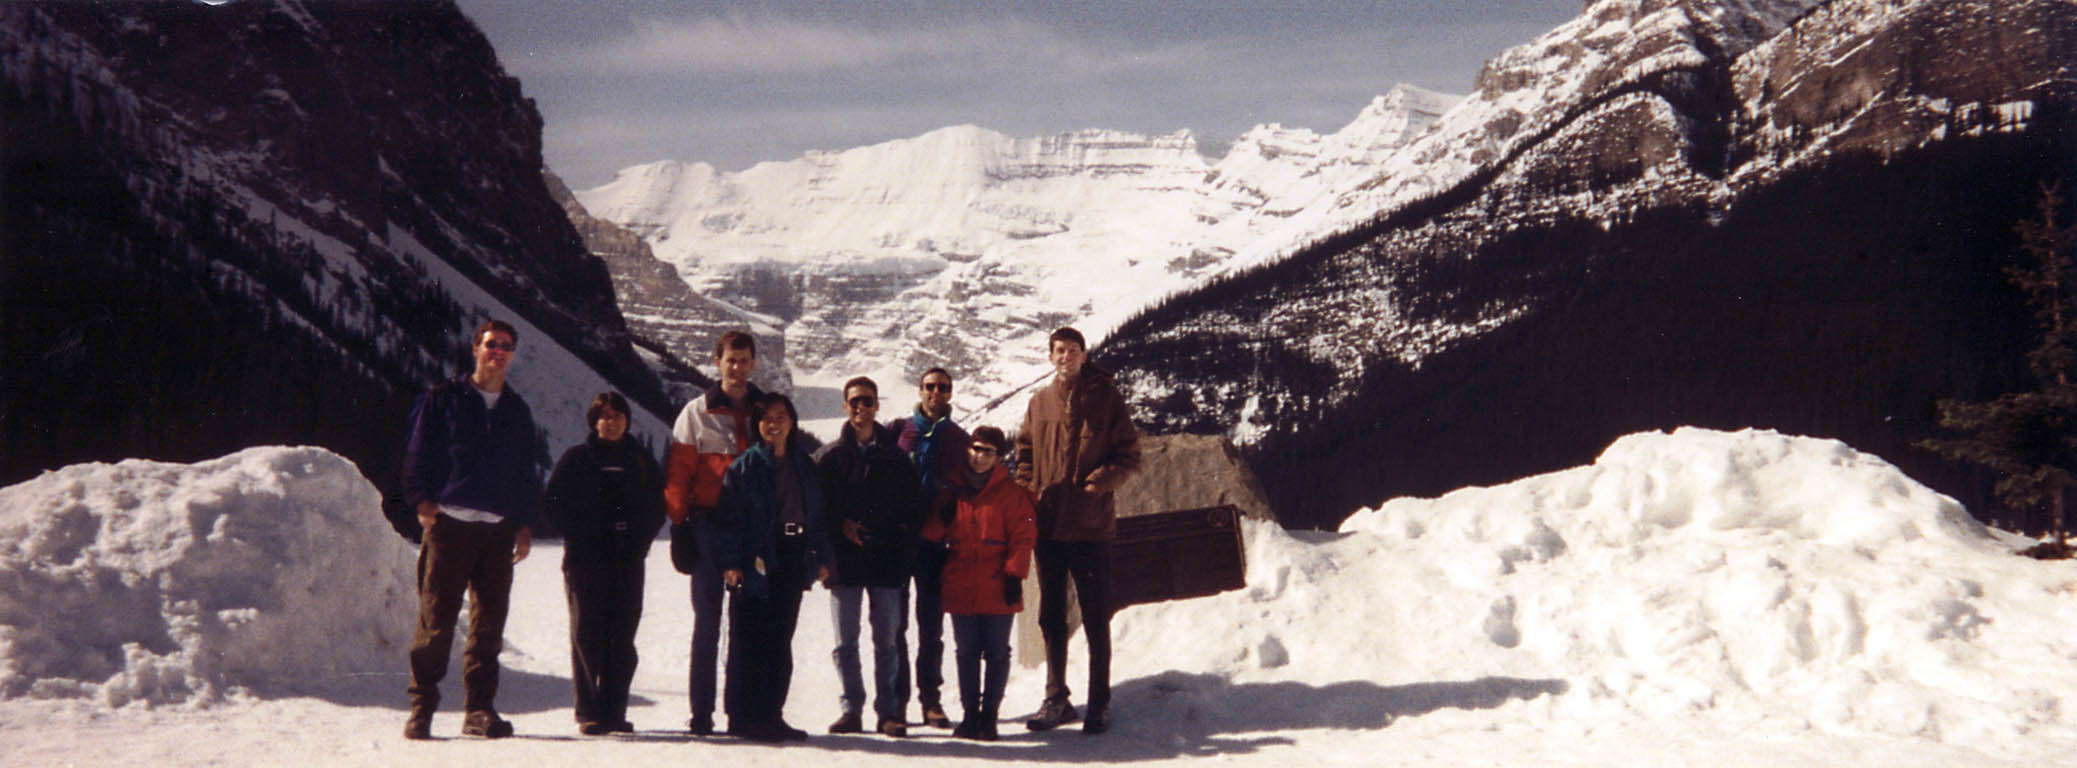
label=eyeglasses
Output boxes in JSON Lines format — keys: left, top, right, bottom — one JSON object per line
{"left": 847, "top": 395, "right": 878, "bottom": 409}
{"left": 483, "top": 340, "right": 516, "bottom": 352}
{"left": 922, "top": 382, "right": 952, "bottom": 394}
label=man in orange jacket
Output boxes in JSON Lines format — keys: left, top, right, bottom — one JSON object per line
{"left": 665, "top": 330, "right": 764, "bottom": 735}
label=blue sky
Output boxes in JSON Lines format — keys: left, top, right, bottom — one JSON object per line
{"left": 455, "top": 1, "right": 1581, "bottom": 187}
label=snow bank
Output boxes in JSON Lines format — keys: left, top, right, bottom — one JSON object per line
{"left": 1113, "top": 427, "right": 2077, "bottom": 746}
{"left": 0, "top": 447, "right": 418, "bottom": 707}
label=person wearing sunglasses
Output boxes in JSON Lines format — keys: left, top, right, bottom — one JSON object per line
{"left": 400, "top": 319, "right": 540, "bottom": 740}
{"left": 815, "top": 377, "right": 925, "bottom": 737}
{"left": 928, "top": 426, "right": 1035, "bottom": 741}
{"left": 894, "top": 367, "right": 969, "bottom": 729}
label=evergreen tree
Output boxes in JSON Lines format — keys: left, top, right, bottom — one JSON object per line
{"left": 1922, "top": 183, "right": 2077, "bottom": 549}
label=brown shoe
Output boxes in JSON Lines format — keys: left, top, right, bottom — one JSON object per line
{"left": 827, "top": 711, "right": 863, "bottom": 734}
{"left": 402, "top": 715, "right": 432, "bottom": 741}
{"left": 920, "top": 703, "right": 953, "bottom": 728}
{"left": 876, "top": 718, "right": 909, "bottom": 738}
{"left": 462, "top": 709, "right": 514, "bottom": 739}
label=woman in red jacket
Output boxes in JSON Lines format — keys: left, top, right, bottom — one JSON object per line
{"left": 930, "top": 425, "right": 1036, "bottom": 741}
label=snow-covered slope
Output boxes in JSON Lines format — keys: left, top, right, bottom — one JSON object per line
{"left": 576, "top": 85, "right": 1458, "bottom": 405}
{"left": 5, "top": 430, "right": 2073, "bottom": 766}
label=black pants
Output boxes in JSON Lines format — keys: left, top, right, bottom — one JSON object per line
{"left": 688, "top": 516, "right": 727, "bottom": 720}
{"left": 723, "top": 536, "right": 809, "bottom": 727}
{"left": 912, "top": 539, "right": 949, "bottom": 709}
{"left": 1035, "top": 539, "right": 1113, "bottom": 713}
{"left": 408, "top": 517, "right": 516, "bottom": 714}
{"left": 566, "top": 560, "right": 645, "bottom": 726}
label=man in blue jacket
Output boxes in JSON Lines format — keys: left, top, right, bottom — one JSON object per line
{"left": 401, "top": 319, "right": 542, "bottom": 740}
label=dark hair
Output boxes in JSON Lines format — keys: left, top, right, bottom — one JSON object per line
{"left": 1048, "top": 327, "right": 1085, "bottom": 352}
{"left": 842, "top": 376, "right": 878, "bottom": 397}
{"left": 920, "top": 367, "right": 952, "bottom": 384}
{"left": 475, "top": 319, "right": 518, "bottom": 346}
{"left": 970, "top": 425, "right": 1009, "bottom": 454}
{"left": 751, "top": 392, "right": 798, "bottom": 443}
{"left": 713, "top": 330, "right": 756, "bottom": 360}
{"left": 586, "top": 392, "right": 629, "bottom": 431}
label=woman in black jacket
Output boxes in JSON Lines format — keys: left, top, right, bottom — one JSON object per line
{"left": 543, "top": 392, "right": 666, "bottom": 735}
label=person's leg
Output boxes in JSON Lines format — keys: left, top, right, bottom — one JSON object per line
{"left": 460, "top": 522, "right": 516, "bottom": 715}
{"left": 1033, "top": 540, "right": 1073, "bottom": 706}
{"left": 866, "top": 585, "right": 912, "bottom": 724}
{"left": 688, "top": 520, "right": 725, "bottom": 726}
{"left": 912, "top": 541, "right": 948, "bottom": 717}
{"left": 565, "top": 566, "right": 603, "bottom": 726}
{"left": 602, "top": 563, "right": 644, "bottom": 727}
{"left": 767, "top": 546, "right": 809, "bottom": 727}
{"left": 407, "top": 521, "right": 471, "bottom": 718}
{"left": 1069, "top": 541, "right": 1114, "bottom": 728}
{"left": 950, "top": 614, "right": 981, "bottom": 731}
{"left": 723, "top": 586, "right": 762, "bottom": 728}
{"left": 979, "top": 613, "right": 1014, "bottom": 737}
{"left": 827, "top": 584, "right": 865, "bottom": 724}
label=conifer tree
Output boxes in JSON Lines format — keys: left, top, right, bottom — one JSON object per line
{"left": 1922, "top": 183, "right": 2077, "bottom": 549}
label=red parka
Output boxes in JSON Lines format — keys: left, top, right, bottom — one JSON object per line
{"left": 928, "top": 465, "right": 1038, "bottom": 616}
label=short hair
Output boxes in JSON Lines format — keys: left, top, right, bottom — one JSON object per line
{"left": 475, "top": 319, "right": 518, "bottom": 346}
{"left": 920, "top": 367, "right": 952, "bottom": 384}
{"left": 713, "top": 330, "right": 756, "bottom": 360}
{"left": 585, "top": 391, "right": 630, "bottom": 428}
{"left": 843, "top": 376, "right": 878, "bottom": 397}
{"left": 751, "top": 392, "right": 798, "bottom": 441}
{"left": 970, "top": 425, "right": 1009, "bottom": 453}
{"left": 1048, "top": 327, "right": 1086, "bottom": 352}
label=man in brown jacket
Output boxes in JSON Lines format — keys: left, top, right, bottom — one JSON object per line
{"left": 1015, "top": 326, "right": 1140, "bottom": 735}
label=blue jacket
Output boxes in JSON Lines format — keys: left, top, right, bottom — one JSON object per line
{"left": 715, "top": 437, "right": 832, "bottom": 600}
{"left": 402, "top": 375, "right": 543, "bottom": 527}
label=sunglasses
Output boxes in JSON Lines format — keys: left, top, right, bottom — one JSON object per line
{"left": 847, "top": 395, "right": 878, "bottom": 408}
{"left": 923, "top": 382, "right": 952, "bottom": 393}
{"left": 483, "top": 340, "right": 516, "bottom": 352}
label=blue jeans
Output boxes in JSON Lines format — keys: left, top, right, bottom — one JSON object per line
{"left": 951, "top": 613, "right": 1013, "bottom": 717}
{"left": 912, "top": 540, "right": 949, "bottom": 709}
{"left": 828, "top": 584, "right": 911, "bottom": 721}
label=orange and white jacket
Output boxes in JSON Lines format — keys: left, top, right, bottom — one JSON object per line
{"left": 664, "top": 382, "right": 763, "bottom": 522}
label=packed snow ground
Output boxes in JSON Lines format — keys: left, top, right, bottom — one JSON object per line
{"left": 3, "top": 428, "right": 2075, "bottom": 766}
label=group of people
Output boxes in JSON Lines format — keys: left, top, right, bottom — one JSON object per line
{"left": 397, "top": 320, "right": 1140, "bottom": 744}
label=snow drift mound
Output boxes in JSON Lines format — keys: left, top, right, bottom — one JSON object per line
{"left": 1113, "top": 428, "right": 2077, "bottom": 745}
{"left": 0, "top": 447, "right": 418, "bottom": 707}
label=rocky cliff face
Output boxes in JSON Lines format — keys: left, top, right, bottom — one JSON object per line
{"left": 547, "top": 172, "right": 791, "bottom": 403}
{"left": 1, "top": 1, "right": 669, "bottom": 485}
{"left": 1098, "top": 0, "right": 2074, "bottom": 529}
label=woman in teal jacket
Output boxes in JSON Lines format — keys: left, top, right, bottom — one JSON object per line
{"left": 715, "top": 392, "right": 832, "bottom": 742}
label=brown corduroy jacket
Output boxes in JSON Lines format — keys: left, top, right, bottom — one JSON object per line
{"left": 1014, "top": 364, "right": 1141, "bottom": 541}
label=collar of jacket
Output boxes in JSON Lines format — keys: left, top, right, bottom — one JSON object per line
{"left": 703, "top": 380, "right": 765, "bottom": 413}
{"left": 911, "top": 404, "right": 954, "bottom": 429}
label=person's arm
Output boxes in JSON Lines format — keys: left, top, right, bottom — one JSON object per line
{"left": 1082, "top": 394, "right": 1142, "bottom": 494}
{"left": 1003, "top": 488, "right": 1038, "bottom": 579}
{"left": 401, "top": 388, "right": 449, "bottom": 532}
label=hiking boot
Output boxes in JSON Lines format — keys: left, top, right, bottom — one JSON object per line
{"left": 728, "top": 719, "right": 787, "bottom": 743}
{"left": 462, "top": 709, "right": 514, "bottom": 739}
{"left": 827, "top": 711, "right": 864, "bottom": 734}
{"left": 952, "top": 713, "right": 980, "bottom": 740}
{"left": 876, "top": 718, "right": 909, "bottom": 738}
{"left": 1083, "top": 705, "right": 1110, "bottom": 735}
{"left": 402, "top": 713, "right": 432, "bottom": 741}
{"left": 775, "top": 719, "right": 809, "bottom": 741}
{"left": 579, "top": 720, "right": 610, "bottom": 736}
{"left": 607, "top": 720, "right": 635, "bottom": 734}
{"left": 920, "top": 702, "right": 953, "bottom": 728}
{"left": 688, "top": 713, "right": 715, "bottom": 735}
{"left": 1026, "top": 698, "right": 1078, "bottom": 731}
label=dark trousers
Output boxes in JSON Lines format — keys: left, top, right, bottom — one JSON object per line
{"left": 912, "top": 539, "right": 949, "bottom": 709}
{"left": 1035, "top": 539, "right": 1113, "bottom": 713}
{"left": 408, "top": 517, "right": 516, "bottom": 714}
{"left": 688, "top": 516, "right": 726, "bottom": 719}
{"left": 566, "top": 561, "right": 644, "bottom": 726}
{"left": 724, "top": 537, "right": 809, "bottom": 727}
{"left": 951, "top": 613, "right": 1013, "bottom": 717}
